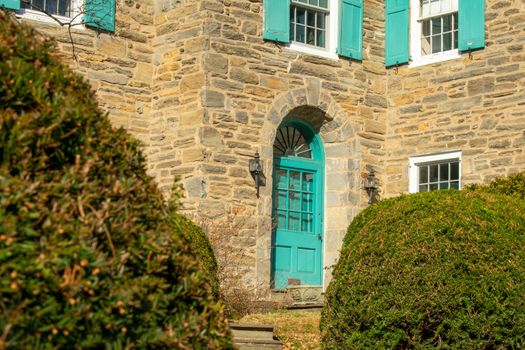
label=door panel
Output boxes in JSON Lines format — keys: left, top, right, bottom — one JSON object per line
{"left": 272, "top": 163, "right": 323, "bottom": 289}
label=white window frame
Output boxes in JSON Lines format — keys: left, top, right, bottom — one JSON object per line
{"left": 286, "top": 0, "right": 339, "bottom": 60}
{"left": 409, "top": 0, "right": 460, "bottom": 67}
{"left": 17, "top": 0, "right": 83, "bottom": 26}
{"left": 408, "top": 150, "right": 462, "bottom": 193}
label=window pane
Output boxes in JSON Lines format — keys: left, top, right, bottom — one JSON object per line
{"left": 290, "top": 171, "right": 301, "bottom": 190}
{"left": 419, "top": 166, "right": 429, "bottom": 184}
{"left": 419, "top": 184, "right": 429, "bottom": 192}
{"left": 33, "top": 0, "right": 45, "bottom": 10}
{"left": 289, "top": 212, "right": 301, "bottom": 231}
{"left": 453, "top": 13, "right": 458, "bottom": 30}
{"left": 439, "top": 182, "right": 449, "bottom": 190}
{"left": 429, "top": 164, "right": 439, "bottom": 183}
{"left": 450, "top": 162, "right": 459, "bottom": 180}
{"left": 307, "top": 11, "right": 316, "bottom": 26}
{"left": 450, "top": 181, "right": 459, "bottom": 190}
{"left": 422, "top": 37, "right": 432, "bottom": 55}
{"left": 306, "top": 27, "right": 316, "bottom": 45}
{"left": 432, "top": 35, "right": 441, "bottom": 53}
{"left": 319, "top": 0, "right": 328, "bottom": 8}
{"left": 302, "top": 173, "right": 314, "bottom": 192}
{"left": 46, "top": 0, "right": 57, "bottom": 14}
{"left": 422, "top": 20, "right": 431, "bottom": 36}
{"left": 59, "top": 0, "right": 70, "bottom": 17}
{"left": 454, "top": 30, "right": 458, "bottom": 49}
{"left": 289, "top": 191, "right": 301, "bottom": 211}
{"left": 276, "top": 190, "right": 287, "bottom": 210}
{"left": 308, "top": 0, "right": 317, "bottom": 5}
{"left": 317, "top": 12, "right": 326, "bottom": 29}
{"left": 316, "top": 30, "right": 325, "bottom": 48}
{"left": 276, "top": 210, "right": 287, "bottom": 229}
{"left": 301, "top": 214, "right": 313, "bottom": 233}
{"left": 429, "top": 183, "right": 439, "bottom": 191}
{"left": 443, "top": 32, "right": 452, "bottom": 51}
{"left": 443, "top": 14, "right": 452, "bottom": 32}
{"left": 290, "top": 22, "right": 295, "bottom": 41}
{"left": 296, "top": 25, "right": 305, "bottom": 43}
{"left": 297, "top": 7, "right": 305, "bottom": 24}
{"left": 432, "top": 18, "right": 442, "bottom": 35}
{"left": 302, "top": 193, "right": 314, "bottom": 213}
{"left": 276, "top": 169, "right": 288, "bottom": 189}
{"left": 440, "top": 163, "right": 449, "bottom": 181}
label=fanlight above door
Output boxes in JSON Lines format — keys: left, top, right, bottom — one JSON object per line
{"left": 273, "top": 126, "right": 312, "bottom": 159}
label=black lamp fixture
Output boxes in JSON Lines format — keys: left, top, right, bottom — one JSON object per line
{"left": 364, "top": 168, "right": 379, "bottom": 204}
{"left": 249, "top": 152, "right": 265, "bottom": 198}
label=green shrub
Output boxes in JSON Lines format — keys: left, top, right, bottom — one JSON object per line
{"left": 321, "top": 189, "right": 525, "bottom": 349}
{"left": 0, "top": 11, "right": 233, "bottom": 349}
{"left": 173, "top": 214, "right": 220, "bottom": 298}
{"left": 467, "top": 172, "right": 525, "bottom": 199}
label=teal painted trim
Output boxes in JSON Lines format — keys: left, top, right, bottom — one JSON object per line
{"left": 84, "top": 0, "right": 115, "bottom": 32}
{"left": 278, "top": 118, "right": 325, "bottom": 161}
{"left": 0, "top": 0, "right": 20, "bottom": 10}
{"left": 458, "top": 0, "right": 485, "bottom": 52}
{"left": 263, "top": 0, "right": 290, "bottom": 43}
{"left": 271, "top": 118, "right": 325, "bottom": 289}
{"left": 385, "top": 0, "right": 409, "bottom": 67}
{"left": 338, "top": 0, "right": 363, "bottom": 60}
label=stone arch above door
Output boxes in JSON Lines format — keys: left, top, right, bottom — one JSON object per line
{"left": 256, "top": 84, "right": 363, "bottom": 292}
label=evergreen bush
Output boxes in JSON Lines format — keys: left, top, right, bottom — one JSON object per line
{"left": 467, "top": 172, "right": 525, "bottom": 199}
{"left": 321, "top": 188, "right": 525, "bottom": 349}
{"left": 0, "top": 10, "right": 232, "bottom": 349}
{"left": 172, "top": 213, "right": 220, "bottom": 298}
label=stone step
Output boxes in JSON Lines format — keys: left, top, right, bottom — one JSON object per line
{"left": 230, "top": 323, "right": 283, "bottom": 350}
{"left": 234, "top": 338, "right": 284, "bottom": 350}
{"left": 230, "top": 323, "right": 276, "bottom": 340}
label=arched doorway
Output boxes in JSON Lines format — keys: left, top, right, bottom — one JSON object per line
{"left": 271, "top": 119, "right": 324, "bottom": 289}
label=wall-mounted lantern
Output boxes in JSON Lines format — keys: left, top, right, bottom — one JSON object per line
{"left": 249, "top": 152, "right": 265, "bottom": 198}
{"left": 364, "top": 168, "right": 379, "bottom": 204}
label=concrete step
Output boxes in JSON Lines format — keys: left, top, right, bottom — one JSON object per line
{"left": 230, "top": 323, "right": 283, "bottom": 350}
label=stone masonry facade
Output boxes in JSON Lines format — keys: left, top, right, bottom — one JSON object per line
{"left": 16, "top": 0, "right": 525, "bottom": 298}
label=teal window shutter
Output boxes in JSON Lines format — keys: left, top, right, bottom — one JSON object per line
{"left": 458, "top": 0, "right": 485, "bottom": 51}
{"left": 0, "top": 0, "right": 20, "bottom": 10}
{"left": 338, "top": 0, "right": 363, "bottom": 60}
{"left": 263, "top": 0, "right": 290, "bottom": 43}
{"left": 84, "top": 0, "right": 116, "bottom": 32}
{"left": 385, "top": 0, "right": 409, "bottom": 67}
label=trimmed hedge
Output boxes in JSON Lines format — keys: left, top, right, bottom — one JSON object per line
{"left": 0, "top": 10, "right": 233, "bottom": 349}
{"left": 467, "top": 172, "right": 525, "bottom": 199}
{"left": 173, "top": 214, "right": 220, "bottom": 298}
{"left": 321, "top": 188, "right": 525, "bottom": 349}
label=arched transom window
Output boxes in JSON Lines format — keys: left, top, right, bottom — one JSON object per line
{"left": 273, "top": 125, "right": 312, "bottom": 159}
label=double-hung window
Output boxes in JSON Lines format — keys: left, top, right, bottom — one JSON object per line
{"left": 409, "top": 151, "right": 462, "bottom": 193}
{"left": 290, "top": 0, "right": 328, "bottom": 49}
{"left": 410, "top": 0, "right": 460, "bottom": 66}
{"left": 1, "top": 0, "right": 115, "bottom": 32}
{"left": 385, "top": 0, "right": 485, "bottom": 67}
{"left": 21, "top": 0, "right": 77, "bottom": 18}
{"left": 263, "top": 0, "right": 363, "bottom": 61}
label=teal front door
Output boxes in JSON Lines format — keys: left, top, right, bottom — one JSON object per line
{"left": 271, "top": 121, "right": 324, "bottom": 289}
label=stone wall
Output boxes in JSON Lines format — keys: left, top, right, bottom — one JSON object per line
{"left": 177, "top": 0, "right": 388, "bottom": 291}
{"left": 15, "top": 0, "right": 525, "bottom": 298}
{"left": 384, "top": 0, "right": 525, "bottom": 196}
{"left": 19, "top": 0, "right": 156, "bottom": 147}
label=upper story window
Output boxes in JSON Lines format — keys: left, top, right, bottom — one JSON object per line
{"left": 410, "top": 0, "right": 459, "bottom": 66}
{"left": 20, "top": 0, "right": 82, "bottom": 22}
{"left": 263, "top": 0, "right": 363, "bottom": 61}
{"left": 409, "top": 151, "right": 462, "bottom": 193}
{"left": 290, "top": 0, "right": 328, "bottom": 49}
{"left": 386, "top": 0, "right": 484, "bottom": 68}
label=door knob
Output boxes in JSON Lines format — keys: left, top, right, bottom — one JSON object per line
{"left": 318, "top": 234, "right": 322, "bottom": 241}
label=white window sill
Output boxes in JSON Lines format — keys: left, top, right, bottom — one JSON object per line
{"left": 286, "top": 42, "right": 339, "bottom": 61}
{"left": 409, "top": 50, "right": 461, "bottom": 68}
{"left": 16, "top": 9, "right": 82, "bottom": 27}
